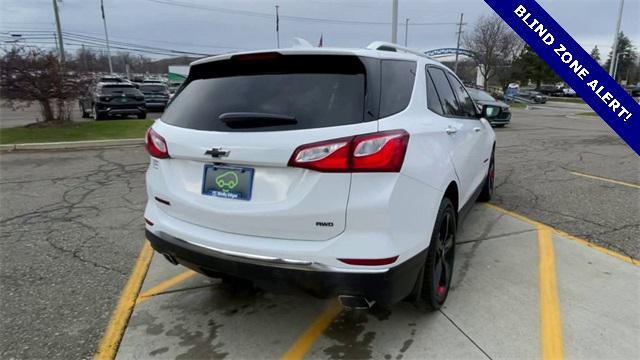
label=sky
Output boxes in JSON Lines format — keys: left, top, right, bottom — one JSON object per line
{"left": 0, "top": 0, "right": 638, "bottom": 60}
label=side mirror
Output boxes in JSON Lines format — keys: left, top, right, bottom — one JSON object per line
{"left": 482, "top": 104, "right": 501, "bottom": 119}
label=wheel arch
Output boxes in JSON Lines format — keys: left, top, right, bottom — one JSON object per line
{"left": 443, "top": 181, "right": 459, "bottom": 215}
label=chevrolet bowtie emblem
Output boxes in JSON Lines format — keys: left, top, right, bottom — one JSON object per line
{"left": 204, "top": 148, "right": 230, "bottom": 158}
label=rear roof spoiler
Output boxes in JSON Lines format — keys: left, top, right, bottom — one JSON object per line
{"left": 366, "top": 41, "right": 432, "bottom": 60}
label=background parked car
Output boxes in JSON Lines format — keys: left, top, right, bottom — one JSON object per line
{"left": 518, "top": 89, "right": 548, "bottom": 103}
{"left": 138, "top": 83, "right": 170, "bottom": 111}
{"left": 561, "top": 87, "right": 577, "bottom": 97}
{"left": 79, "top": 82, "right": 147, "bottom": 120}
{"left": 538, "top": 85, "right": 563, "bottom": 97}
{"left": 467, "top": 87, "right": 511, "bottom": 127}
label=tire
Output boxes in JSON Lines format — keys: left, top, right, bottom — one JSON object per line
{"left": 137, "top": 112, "right": 147, "bottom": 119}
{"left": 93, "top": 106, "right": 105, "bottom": 121}
{"left": 478, "top": 150, "right": 495, "bottom": 202}
{"left": 81, "top": 106, "right": 90, "bottom": 119}
{"left": 418, "top": 197, "right": 457, "bottom": 311}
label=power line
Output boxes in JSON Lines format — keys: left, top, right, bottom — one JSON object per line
{"left": 141, "top": 0, "right": 460, "bottom": 26}
{"left": 1, "top": 33, "right": 211, "bottom": 57}
{"left": 0, "top": 28, "right": 246, "bottom": 51}
{"left": 1, "top": 30, "right": 216, "bottom": 56}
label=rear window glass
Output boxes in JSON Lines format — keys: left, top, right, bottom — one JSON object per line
{"left": 100, "top": 85, "right": 138, "bottom": 95}
{"left": 379, "top": 60, "right": 416, "bottom": 118}
{"left": 163, "top": 55, "right": 367, "bottom": 132}
{"left": 140, "top": 85, "right": 166, "bottom": 92}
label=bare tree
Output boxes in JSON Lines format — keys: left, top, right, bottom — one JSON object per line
{"left": 463, "top": 15, "right": 523, "bottom": 89}
{"left": 0, "top": 46, "right": 90, "bottom": 124}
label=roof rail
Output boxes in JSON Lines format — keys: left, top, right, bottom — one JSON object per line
{"left": 366, "top": 41, "right": 432, "bottom": 59}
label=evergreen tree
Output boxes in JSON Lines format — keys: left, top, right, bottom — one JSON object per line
{"left": 590, "top": 46, "right": 601, "bottom": 64}
{"left": 511, "top": 46, "right": 560, "bottom": 88}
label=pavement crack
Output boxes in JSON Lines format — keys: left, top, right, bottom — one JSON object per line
{"left": 457, "top": 229, "right": 536, "bottom": 245}
{"left": 439, "top": 310, "right": 493, "bottom": 360}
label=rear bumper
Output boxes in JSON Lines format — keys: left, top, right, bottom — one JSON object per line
{"left": 96, "top": 104, "right": 146, "bottom": 115}
{"left": 145, "top": 101, "right": 168, "bottom": 109}
{"left": 146, "top": 229, "right": 425, "bottom": 305}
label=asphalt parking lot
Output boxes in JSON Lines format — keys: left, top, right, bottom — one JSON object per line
{"left": 0, "top": 103, "right": 638, "bottom": 359}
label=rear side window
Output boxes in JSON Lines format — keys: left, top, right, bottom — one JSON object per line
{"left": 379, "top": 60, "right": 416, "bottom": 118}
{"left": 163, "top": 55, "right": 367, "bottom": 132}
{"left": 446, "top": 73, "right": 477, "bottom": 118}
{"left": 427, "top": 67, "right": 461, "bottom": 117}
{"left": 426, "top": 70, "right": 444, "bottom": 115}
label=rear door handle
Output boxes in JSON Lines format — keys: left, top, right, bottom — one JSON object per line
{"left": 446, "top": 127, "right": 457, "bottom": 135}
{"left": 473, "top": 127, "right": 482, "bottom": 132}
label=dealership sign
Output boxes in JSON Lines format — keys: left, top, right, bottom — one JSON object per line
{"left": 484, "top": 0, "right": 640, "bottom": 155}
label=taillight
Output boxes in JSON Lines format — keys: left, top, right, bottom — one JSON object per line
{"left": 145, "top": 128, "right": 169, "bottom": 158}
{"left": 99, "top": 96, "right": 111, "bottom": 102}
{"left": 288, "top": 130, "right": 409, "bottom": 172}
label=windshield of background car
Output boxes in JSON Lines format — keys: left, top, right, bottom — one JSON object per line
{"left": 467, "top": 88, "right": 496, "bottom": 102}
{"left": 140, "top": 85, "right": 167, "bottom": 92}
{"left": 100, "top": 85, "right": 140, "bottom": 95}
{"left": 162, "top": 54, "right": 369, "bottom": 132}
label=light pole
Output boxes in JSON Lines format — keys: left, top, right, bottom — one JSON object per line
{"left": 100, "top": 0, "right": 113, "bottom": 74}
{"left": 391, "top": 0, "right": 398, "bottom": 43}
{"left": 404, "top": 18, "right": 409, "bottom": 46}
{"left": 613, "top": 52, "right": 628, "bottom": 82}
{"left": 275, "top": 5, "right": 280, "bottom": 49}
{"left": 608, "top": 0, "right": 624, "bottom": 76}
{"left": 52, "top": 0, "right": 65, "bottom": 65}
{"left": 453, "top": 13, "right": 464, "bottom": 74}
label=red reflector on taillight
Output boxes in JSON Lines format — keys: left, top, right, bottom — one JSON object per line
{"left": 338, "top": 256, "right": 399, "bottom": 266}
{"left": 144, "top": 217, "right": 154, "bottom": 226}
{"left": 288, "top": 130, "right": 409, "bottom": 173}
{"left": 145, "top": 128, "right": 169, "bottom": 158}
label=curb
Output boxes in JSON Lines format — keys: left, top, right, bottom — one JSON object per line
{"left": 0, "top": 138, "right": 144, "bottom": 152}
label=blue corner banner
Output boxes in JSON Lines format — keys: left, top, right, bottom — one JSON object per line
{"left": 484, "top": 0, "right": 640, "bottom": 155}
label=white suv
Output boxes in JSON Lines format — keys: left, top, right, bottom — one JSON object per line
{"left": 144, "top": 42, "right": 498, "bottom": 310}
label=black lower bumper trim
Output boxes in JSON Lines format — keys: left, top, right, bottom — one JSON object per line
{"left": 146, "top": 230, "right": 426, "bottom": 305}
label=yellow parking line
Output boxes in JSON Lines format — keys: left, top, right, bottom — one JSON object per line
{"left": 485, "top": 203, "right": 639, "bottom": 266}
{"left": 281, "top": 299, "right": 343, "bottom": 360}
{"left": 136, "top": 270, "right": 197, "bottom": 304}
{"left": 95, "top": 241, "right": 153, "bottom": 360}
{"left": 569, "top": 171, "right": 640, "bottom": 189}
{"left": 538, "top": 226, "right": 564, "bottom": 360}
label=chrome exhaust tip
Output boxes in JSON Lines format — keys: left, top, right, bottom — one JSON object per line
{"left": 338, "top": 295, "right": 376, "bottom": 309}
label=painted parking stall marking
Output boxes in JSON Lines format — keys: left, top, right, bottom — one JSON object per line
{"left": 99, "top": 205, "right": 639, "bottom": 359}
{"left": 484, "top": 0, "right": 640, "bottom": 155}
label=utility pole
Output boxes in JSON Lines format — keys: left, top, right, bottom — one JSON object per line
{"left": 100, "top": 0, "right": 114, "bottom": 74}
{"left": 404, "top": 18, "right": 409, "bottom": 46}
{"left": 608, "top": 0, "right": 624, "bottom": 76}
{"left": 453, "top": 13, "right": 464, "bottom": 74}
{"left": 613, "top": 52, "right": 628, "bottom": 82}
{"left": 275, "top": 5, "right": 280, "bottom": 49}
{"left": 52, "top": 0, "right": 65, "bottom": 65}
{"left": 391, "top": 0, "right": 398, "bottom": 43}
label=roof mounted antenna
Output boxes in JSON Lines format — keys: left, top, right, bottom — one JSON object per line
{"left": 366, "top": 41, "right": 432, "bottom": 60}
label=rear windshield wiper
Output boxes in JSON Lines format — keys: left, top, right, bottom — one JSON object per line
{"left": 219, "top": 112, "right": 297, "bottom": 128}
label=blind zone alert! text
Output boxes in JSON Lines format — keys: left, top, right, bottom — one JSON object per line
{"left": 514, "top": 5, "right": 633, "bottom": 122}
